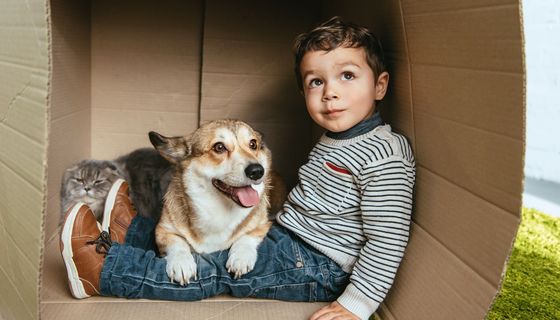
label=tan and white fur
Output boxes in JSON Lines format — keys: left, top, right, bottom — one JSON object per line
{"left": 149, "top": 119, "right": 278, "bottom": 285}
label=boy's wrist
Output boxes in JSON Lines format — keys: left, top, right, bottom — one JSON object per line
{"left": 337, "top": 283, "right": 380, "bottom": 320}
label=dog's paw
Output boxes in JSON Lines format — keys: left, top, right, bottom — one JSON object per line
{"left": 226, "top": 246, "right": 258, "bottom": 279}
{"left": 165, "top": 251, "right": 197, "bottom": 286}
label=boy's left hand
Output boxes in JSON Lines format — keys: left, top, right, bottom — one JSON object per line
{"left": 309, "top": 301, "right": 360, "bottom": 320}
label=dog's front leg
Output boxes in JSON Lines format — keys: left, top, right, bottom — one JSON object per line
{"left": 162, "top": 234, "right": 197, "bottom": 285}
{"left": 226, "top": 235, "right": 261, "bottom": 279}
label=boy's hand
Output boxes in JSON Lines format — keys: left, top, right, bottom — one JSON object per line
{"left": 310, "top": 301, "right": 360, "bottom": 320}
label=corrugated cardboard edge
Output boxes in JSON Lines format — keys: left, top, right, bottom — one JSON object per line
{"left": 485, "top": 0, "right": 526, "bottom": 315}
{"left": 195, "top": 0, "right": 206, "bottom": 127}
{"left": 397, "top": 0, "right": 417, "bottom": 155}
{"left": 38, "top": 0, "right": 53, "bottom": 319}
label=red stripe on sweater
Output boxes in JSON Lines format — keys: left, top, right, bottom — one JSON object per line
{"left": 325, "top": 162, "right": 351, "bottom": 175}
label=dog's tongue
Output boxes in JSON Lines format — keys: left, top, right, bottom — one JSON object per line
{"left": 235, "top": 185, "right": 260, "bottom": 207}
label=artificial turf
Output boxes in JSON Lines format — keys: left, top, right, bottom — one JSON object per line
{"left": 487, "top": 208, "right": 560, "bottom": 320}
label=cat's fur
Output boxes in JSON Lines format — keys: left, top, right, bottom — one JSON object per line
{"left": 60, "top": 148, "right": 173, "bottom": 223}
{"left": 113, "top": 148, "right": 173, "bottom": 220}
{"left": 60, "top": 160, "right": 121, "bottom": 222}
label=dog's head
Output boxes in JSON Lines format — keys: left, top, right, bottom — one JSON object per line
{"left": 149, "top": 119, "right": 272, "bottom": 208}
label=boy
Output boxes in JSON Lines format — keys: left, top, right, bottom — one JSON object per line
{"left": 60, "top": 16, "right": 415, "bottom": 320}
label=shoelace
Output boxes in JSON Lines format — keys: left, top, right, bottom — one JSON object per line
{"left": 86, "top": 231, "right": 113, "bottom": 255}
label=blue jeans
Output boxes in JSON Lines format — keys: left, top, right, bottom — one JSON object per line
{"left": 99, "top": 216, "right": 350, "bottom": 302}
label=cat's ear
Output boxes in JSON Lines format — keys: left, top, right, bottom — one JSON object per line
{"left": 101, "top": 161, "right": 119, "bottom": 175}
{"left": 62, "top": 164, "right": 80, "bottom": 177}
{"left": 105, "top": 162, "right": 118, "bottom": 171}
{"left": 149, "top": 131, "right": 190, "bottom": 164}
{"left": 61, "top": 163, "right": 81, "bottom": 184}
{"left": 64, "top": 165, "right": 78, "bottom": 173}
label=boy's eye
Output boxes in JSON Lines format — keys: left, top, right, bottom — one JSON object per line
{"left": 309, "top": 78, "right": 323, "bottom": 88}
{"left": 213, "top": 142, "right": 227, "bottom": 154}
{"left": 341, "top": 72, "right": 354, "bottom": 80}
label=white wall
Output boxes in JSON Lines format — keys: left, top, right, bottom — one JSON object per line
{"left": 523, "top": 0, "right": 560, "bottom": 184}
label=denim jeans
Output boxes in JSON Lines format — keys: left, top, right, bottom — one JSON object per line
{"left": 99, "top": 216, "right": 350, "bottom": 302}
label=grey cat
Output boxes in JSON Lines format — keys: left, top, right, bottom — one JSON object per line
{"left": 60, "top": 160, "right": 121, "bottom": 222}
{"left": 60, "top": 148, "right": 173, "bottom": 223}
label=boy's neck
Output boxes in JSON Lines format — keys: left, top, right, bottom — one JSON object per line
{"left": 326, "top": 111, "right": 384, "bottom": 140}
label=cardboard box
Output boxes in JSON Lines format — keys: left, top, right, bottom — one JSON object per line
{"left": 0, "top": 0, "right": 524, "bottom": 319}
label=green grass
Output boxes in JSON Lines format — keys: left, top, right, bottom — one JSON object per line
{"left": 487, "top": 208, "right": 560, "bottom": 320}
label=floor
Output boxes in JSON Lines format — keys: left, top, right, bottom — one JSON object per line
{"left": 523, "top": 177, "right": 560, "bottom": 218}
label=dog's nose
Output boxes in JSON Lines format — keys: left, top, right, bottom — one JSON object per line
{"left": 245, "top": 163, "right": 264, "bottom": 181}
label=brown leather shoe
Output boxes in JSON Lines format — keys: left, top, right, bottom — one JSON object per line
{"left": 101, "top": 179, "right": 137, "bottom": 243}
{"left": 60, "top": 203, "right": 110, "bottom": 299}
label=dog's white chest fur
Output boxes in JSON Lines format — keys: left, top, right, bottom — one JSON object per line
{"left": 184, "top": 172, "right": 260, "bottom": 253}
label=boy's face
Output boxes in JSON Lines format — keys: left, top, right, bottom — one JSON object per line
{"left": 299, "top": 47, "right": 388, "bottom": 133}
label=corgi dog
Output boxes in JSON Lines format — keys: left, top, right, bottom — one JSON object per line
{"left": 149, "top": 119, "right": 281, "bottom": 285}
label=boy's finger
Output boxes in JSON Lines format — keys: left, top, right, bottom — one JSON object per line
{"left": 309, "top": 304, "right": 335, "bottom": 320}
{"left": 314, "top": 311, "right": 350, "bottom": 320}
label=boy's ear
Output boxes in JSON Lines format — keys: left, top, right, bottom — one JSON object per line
{"left": 375, "top": 72, "right": 390, "bottom": 100}
{"left": 149, "top": 131, "right": 190, "bottom": 164}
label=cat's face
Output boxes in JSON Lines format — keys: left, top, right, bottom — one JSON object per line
{"left": 62, "top": 160, "right": 120, "bottom": 203}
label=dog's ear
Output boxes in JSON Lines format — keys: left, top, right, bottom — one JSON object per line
{"left": 255, "top": 130, "right": 268, "bottom": 150}
{"left": 149, "top": 131, "right": 190, "bottom": 164}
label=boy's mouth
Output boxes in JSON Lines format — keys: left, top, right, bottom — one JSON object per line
{"left": 325, "top": 109, "right": 344, "bottom": 117}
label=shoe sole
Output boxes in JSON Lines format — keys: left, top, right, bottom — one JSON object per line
{"left": 101, "top": 178, "right": 126, "bottom": 233}
{"left": 60, "top": 202, "right": 90, "bottom": 299}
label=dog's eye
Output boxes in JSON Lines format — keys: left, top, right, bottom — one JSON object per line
{"left": 213, "top": 142, "right": 227, "bottom": 153}
{"left": 249, "top": 139, "right": 258, "bottom": 150}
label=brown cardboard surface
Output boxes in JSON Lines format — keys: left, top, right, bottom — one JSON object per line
{"left": 412, "top": 64, "right": 524, "bottom": 139}
{"left": 0, "top": 163, "right": 43, "bottom": 320}
{"left": 41, "top": 302, "right": 326, "bottom": 320}
{"left": 415, "top": 111, "right": 524, "bottom": 213}
{"left": 49, "top": 0, "right": 91, "bottom": 120}
{"left": 0, "top": 267, "right": 33, "bottom": 320}
{"left": 383, "top": 224, "right": 499, "bottom": 319}
{"left": 0, "top": 0, "right": 526, "bottom": 319}
{"left": 381, "top": 58, "right": 416, "bottom": 147}
{"left": 404, "top": 3, "right": 523, "bottom": 73}
{"left": 402, "top": 0, "right": 516, "bottom": 17}
{"left": 0, "top": 0, "right": 49, "bottom": 319}
{"left": 91, "top": 0, "right": 203, "bottom": 159}
{"left": 414, "top": 168, "right": 520, "bottom": 285}
{"left": 47, "top": 0, "right": 92, "bottom": 242}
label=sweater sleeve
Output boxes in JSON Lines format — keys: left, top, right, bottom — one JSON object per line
{"left": 337, "top": 155, "right": 416, "bottom": 319}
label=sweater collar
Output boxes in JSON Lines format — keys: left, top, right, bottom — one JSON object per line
{"left": 325, "top": 111, "right": 384, "bottom": 140}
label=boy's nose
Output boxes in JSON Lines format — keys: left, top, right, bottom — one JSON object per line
{"left": 322, "top": 84, "right": 339, "bottom": 101}
{"left": 322, "top": 90, "right": 339, "bottom": 101}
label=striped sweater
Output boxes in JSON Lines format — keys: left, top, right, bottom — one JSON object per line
{"left": 276, "top": 124, "right": 416, "bottom": 319}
